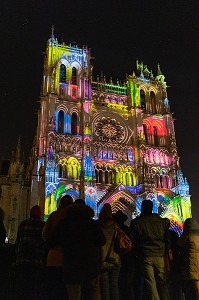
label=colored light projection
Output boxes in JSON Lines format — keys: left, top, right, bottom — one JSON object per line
{"left": 128, "top": 80, "right": 140, "bottom": 107}
{"left": 44, "top": 183, "right": 79, "bottom": 220}
{"left": 92, "top": 81, "right": 127, "bottom": 95}
{"left": 39, "top": 36, "right": 191, "bottom": 235}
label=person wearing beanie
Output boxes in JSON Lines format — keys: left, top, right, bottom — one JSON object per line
{"left": 42, "top": 194, "right": 73, "bottom": 300}
{"left": 14, "top": 205, "right": 45, "bottom": 299}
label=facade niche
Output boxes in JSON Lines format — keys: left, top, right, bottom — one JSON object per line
{"left": 58, "top": 111, "right": 64, "bottom": 133}
{"left": 71, "top": 113, "right": 78, "bottom": 135}
{"left": 140, "top": 89, "right": 146, "bottom": 111}
{"left": 72, "top": 67, "right": 77, "bottom": 85}
{"left": 60, "top": 64, "right": 66, "bottom": 83}
{"left": 150, "top": 91, "right": 156, "bottom": 114}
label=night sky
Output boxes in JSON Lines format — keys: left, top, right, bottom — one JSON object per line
{"left": 1, "top": 1, "right": 199, "bottom": 220}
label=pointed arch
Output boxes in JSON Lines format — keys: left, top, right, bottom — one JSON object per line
{"left": 150, "top": 91, "right": 156, "bottom": 114}
{"left": 151, "top": 119, "right": 167, "bottom": 136}
{"left": 67, "top": 157, "right": 80, "bottom": 179}
{"left": 140, "top": 89, "right": 146, "bottom": 111}
{"left": 71, "top": 112, "right": 78, "bottom": 135}
{"left": 60, "top": 64, "right": 66, "bottom": 83}
{"left": 72, "top": 67, "right": 77, "bottom": 85}
{"left": 58, "top": 110, "right": 64, "bottom": 133}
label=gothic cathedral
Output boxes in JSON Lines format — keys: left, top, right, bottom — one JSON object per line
{"left": 31, "top": 31, "right": 191, "bottom": 234}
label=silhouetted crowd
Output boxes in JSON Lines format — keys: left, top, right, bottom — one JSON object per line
{"left": 0, "top": 197, "right": 199, "bottom": 300}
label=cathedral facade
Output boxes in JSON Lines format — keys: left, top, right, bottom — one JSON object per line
{"left": 31, "top": 32, "right": 191, "bottom": 234}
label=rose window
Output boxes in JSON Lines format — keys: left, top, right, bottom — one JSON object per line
{"left": 95, "top": 117, "right": 124, "bottom": 142}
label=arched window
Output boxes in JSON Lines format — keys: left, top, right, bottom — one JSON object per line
{"left": 99, "top": 170, "right": 103, "bottom": 183}
{"left": 140, "top": 89, "right": 146, "bottom": 111}
{"left": 95, "top": 170, "right": 99, "bottom": 183}
{"left": 72, "top": 67, "right": 77, "bottom": 85}
{"left": 60, "top": 64, "right": 66, "bottom": 83}
{"left": 105, "top": 171, "right": 109, "bottom": 184}
{"left": 58, "top": 164, "right": 67, "bottom": 178}
{"left": 150, "top": 91, "right": 156, "bottom": 114}
{"left": 109, "top": 171, "right": 113, "bottom": 184}
{"left": 67, "top": 157, "right": 80, "bottom": 179}
{"left": 58, "top": 164, "right": 63, "bottom": 178}
{"left": 71, "top": 113, "right": 78, "bottom": 135}
{"left": 143, "top": 124, "right": 148, "bottom": 143}
{"left": 153, "top": 126, "right": 159, "bottom": 146}
{"left": 58, "top": 111, "right": 64, "bottom": 133}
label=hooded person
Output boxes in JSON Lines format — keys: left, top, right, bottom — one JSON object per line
{"left": 178, "top": 218, "right": 199, "bottom": 299}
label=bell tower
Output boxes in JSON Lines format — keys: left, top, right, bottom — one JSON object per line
{"left": 31, "top": 28, "right": 92, "bottom": 217}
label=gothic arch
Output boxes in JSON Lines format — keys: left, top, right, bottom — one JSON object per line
{"left": 140, "top": 89, "right": 146, "bottom": 111}
{"left": 71, "top": 112, "right": 78, "bottom": 135}
{"left": 59, "top": 64, "right": 66, "bottom": 83}
{"left": 151, "top": 119, "right": 167, "bottom": 136}
{"left": 57, "top": 104, "right": 68, "bottom": 114}
{"left": 57, "top": 157, "right": 67, "bottom": 178}
{"left": 67, "top": 157, "right": 80, "bottom": 179}
{"left": 72, "top": 66, "right": 77, "bottom": 85}
{"left": 58, "top": 110, "right": 64, "bottom": 133}
{"left": 150, "top": 91, "right": 156, "bottom": 114}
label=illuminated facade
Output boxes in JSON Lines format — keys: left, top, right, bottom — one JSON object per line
{"left": 31, "top": 31, "right": 191, "bottom": 234}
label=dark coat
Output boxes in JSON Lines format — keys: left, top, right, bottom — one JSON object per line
{"left": 54, "top": 204, "right": 106, "bottom": 283}
{"left": 130, "top": 213, "right": 170, "bottom": 257}
{"left": 178, "top": 218, "right": 199, "bottom": 280}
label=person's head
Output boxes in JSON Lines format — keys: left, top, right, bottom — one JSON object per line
{"left": 183, "top": 218, "right": 199, "bottom": 232}
{"left": 113, "top": 210, "right": 127, "bottom": 224}
{"left": 59, "top": 194, "right": 73, "bottom": 208}
{"left": 98, "top": 203, "right": 112, "bottom": 221}
{"left": 30, "top": 205, "right": 41, "bottom": 219}
{"left": 74, "top": 198, "right": 85, "bottom": 205}
{"left": 141, "top": 200, "right": 153, "bottom": 215}
{"left": 0, "top": 208, "right": 5, "bottom": 221}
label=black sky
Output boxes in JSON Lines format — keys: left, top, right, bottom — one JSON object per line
{"left": 1, "top": 0, "right": 199, "bottom": 220}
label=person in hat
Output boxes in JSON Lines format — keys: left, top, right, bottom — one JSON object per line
{"left": 14, "top": 205, "right": 45, "bottom": 300}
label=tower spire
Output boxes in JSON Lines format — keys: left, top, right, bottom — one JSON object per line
{"left": 51, "top": 25, "right": 55, "bottom": 39}
{"left": 157, "top": 63, "right": 162, "bottom": 76}
{"left": 15, "top": 137, "right": 21, "bottom": 161}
